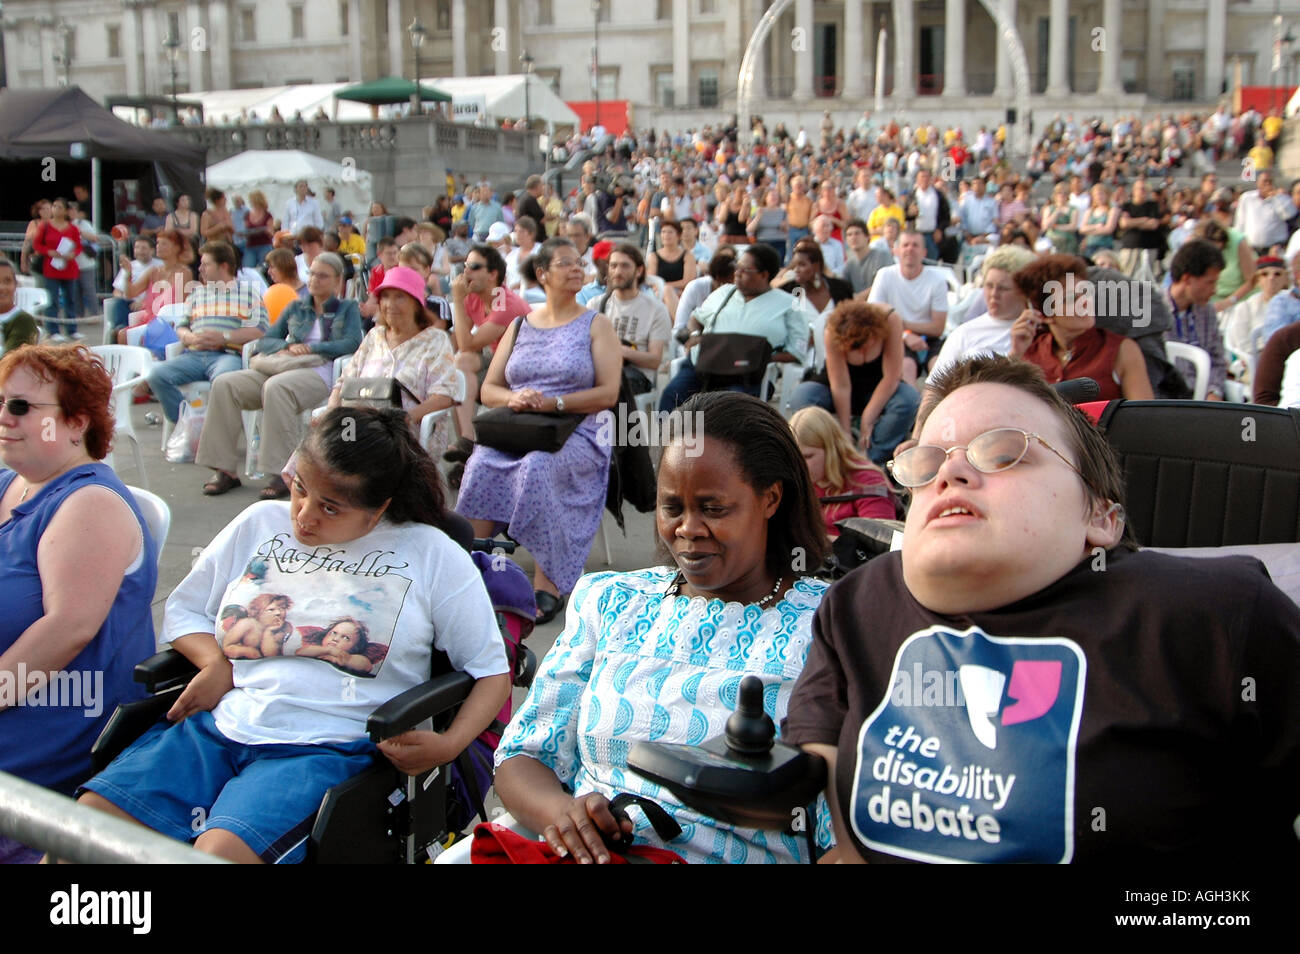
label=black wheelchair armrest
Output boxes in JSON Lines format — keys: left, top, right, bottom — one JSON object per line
{"left": 134, "top": 649, "right": 200, "bottom": 693}
{"left": 366, "top": 671, "right": 475, "bottom": 743}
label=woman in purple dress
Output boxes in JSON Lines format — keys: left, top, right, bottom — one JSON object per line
{"left": 457, "top": 237, "right": 622, "bottom": 623}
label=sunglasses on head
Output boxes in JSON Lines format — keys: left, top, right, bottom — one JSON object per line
{"left": 888, "top": 427, "right": 1092, "bottom": 491}
{"left": 0, "top": 398, "right": 60, "bottom": 417}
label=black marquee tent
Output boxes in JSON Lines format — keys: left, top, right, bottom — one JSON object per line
{"left": 0, "top": 86, "right": 207, "bottom": 230}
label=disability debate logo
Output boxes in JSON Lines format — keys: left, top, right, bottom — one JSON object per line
{"left": 850, "top": 626, "right": 1085, "bottom": 863}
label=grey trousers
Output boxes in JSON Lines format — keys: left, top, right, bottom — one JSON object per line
{"left": 196, "top": 368, "right": 330, "bottom": 476}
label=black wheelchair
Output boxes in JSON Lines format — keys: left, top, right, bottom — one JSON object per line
{"left": 88, "top": 520, "right": 539, "bottom": 865}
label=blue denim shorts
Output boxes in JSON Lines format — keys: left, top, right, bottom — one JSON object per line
{"left": 79, "top": 711, "right": 378, "bottom": 864}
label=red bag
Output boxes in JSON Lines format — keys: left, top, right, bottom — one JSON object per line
{"left": 470, "top": 823, "right": 686, "bottom": 864}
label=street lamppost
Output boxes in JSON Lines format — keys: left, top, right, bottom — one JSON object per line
{"left": 0, "top": 4, "right": 11, "bottom": 90}
{"left": 162, "top": 30, "right": 181, "bottom": 124}
{"left": 520, "top": 49, "right": 534, "bottom": 131}
{"left": 409, "top": 17, "right": 428, "bottom": 115}
{"left": 591, "top": 1, "right": 601, "bottom": 132}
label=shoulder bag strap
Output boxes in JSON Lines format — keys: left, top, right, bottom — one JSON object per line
{"left": 702, "top": 285, "right": 740, "bottom": 336}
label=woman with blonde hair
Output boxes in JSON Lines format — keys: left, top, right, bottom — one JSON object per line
{"left": 790, "top": 405, "right": 896, "bottom": 537}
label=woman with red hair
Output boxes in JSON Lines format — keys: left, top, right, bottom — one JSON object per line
{"left": 0, "top": 344, "right": 158, "bottom": 862}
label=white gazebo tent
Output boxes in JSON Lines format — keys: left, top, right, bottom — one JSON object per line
{"left": 206, "top": 150, "right": 374, "bottom": 223}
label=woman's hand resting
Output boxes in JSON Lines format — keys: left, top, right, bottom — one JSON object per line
{"left": 507, "top": 388, "right": 547, "bottom": 411}
{"left": 542, "top": 792, "right": 635, "bottom": 864}
{"left": 166, "top": 659, "right": 235, "bottom": 722}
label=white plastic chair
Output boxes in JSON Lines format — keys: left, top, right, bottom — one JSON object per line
{"left": 15, "top": 286, "right": 49, "bottom": 316}
{"left": 124, "top": 485, "right": 171, "bottom": 560}
{"left": 420, "top": 368, "right": 468, "bottom": 453}
{"left": 90, "top": 345, "right": 152, "bottom": 488}
{"left": 1165, "top": 340, "right": 1212, "bottom": 401}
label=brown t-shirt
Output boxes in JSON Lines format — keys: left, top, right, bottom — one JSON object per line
{"left": 1253, "top": 320, "right": 1300, "bottom": 406}
{"left": 783, "top": 549, "right": 1300, "bottom": 863}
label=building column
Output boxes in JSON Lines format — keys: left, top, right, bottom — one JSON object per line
{"left": 494, "top": 0, "right": 509, "bottom": 75}
{"left": 1045, "top": 0, "right": 1069, "bottom": 97}
{"left": 39, "top": 22, "right": 57, "bottom": 87}
{"left": 452, "top": 0, "right": 466, "bottom": 75}
{"left": 994, "top": 0, "right": 1016, "bottom": 97}
{"left": 1205, "top": 0, "right": 1226, "bottom": 99}
{"left": 349, "top": 0, "right": 363, "bottom": 80}
{"left": 1097, "top": 0, "right": 1121, "bottom": 96}
{"left": 843, "top": 0, "right": 865, "bottom": 99}
{"left": 186, "top": 1, "right": 204, "bottom": 91}
{"left": 122, "top": 2, "right": 144, "bottom": 96}
{"left": 944, "top": 0, "right": 965, "bottom": 96}
{"left": 673, "top": 0, "right": 690, "bottom": 106}
{"left": 209, "top": 0, "right": 232, "bottom": 91}
{"left": 1145, "top": 0, "right": 1165, "bottom": 98}
{"left": 793, "top": 0, "right": 813, "bottom": 99}
{"left": 893, "top": 0, "right": 914, "bottom": 100}
{"left": 749, "top": 0, "right": 767, "bottom": 97}
{"left": 141, "top": 8, "right": 161, "bottom": 96}
{"left": 388, "top": 0, "right": 403, "bottom": 79}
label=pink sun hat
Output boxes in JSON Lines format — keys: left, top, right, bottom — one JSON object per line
{"left": 375, "top": 265, "right": 434, "bottom": 323}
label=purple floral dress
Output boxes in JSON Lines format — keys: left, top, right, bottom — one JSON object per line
{"left": 457, "top": 310, "right": 612, "bottom": 594}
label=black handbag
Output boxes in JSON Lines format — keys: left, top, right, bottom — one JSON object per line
{"left": 694, "top": 333, "right": 773, "bottom": 391}
{"left": 691, "top": 286, "right": 774, "bottom": 391}
{"left": 473, "top": 406, "right": 583, "bottom": 455}
{"left": 339, "top": 377, "right": 418, "bottom": 409}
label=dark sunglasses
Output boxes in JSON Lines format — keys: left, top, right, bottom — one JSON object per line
{"left": 464, "top": 262, "right": 487, "bottom": 271}
{"left": 0, "top": 398, "right": 60, "bottom": 417}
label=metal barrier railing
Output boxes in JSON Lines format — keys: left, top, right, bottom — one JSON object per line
{"left": 0, "top": 770, "right": 228, "bottom": 864}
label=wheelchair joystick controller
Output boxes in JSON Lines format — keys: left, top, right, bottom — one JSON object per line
{"left": 628, "top": 676, "right": 826, "bottom": 832}
{"left": 725, "top": 677, "right": 775, "bottom": 755}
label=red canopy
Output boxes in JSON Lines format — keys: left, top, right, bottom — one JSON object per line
{"left": 1238, "top": 86, "right": 1297, "bottom": 114}
{"left": 567, "top": 100, "right": 630, "bottom": 135}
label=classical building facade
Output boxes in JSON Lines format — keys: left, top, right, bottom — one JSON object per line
{"left": 2, "top": 1, "right": 1295, "bottom": 127}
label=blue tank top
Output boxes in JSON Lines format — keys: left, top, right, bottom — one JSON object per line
{"left": 0, "top": 464, "right": 158, "bottom": 795}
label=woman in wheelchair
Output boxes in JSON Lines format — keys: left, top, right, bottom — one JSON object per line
{"left": 493, "top": 392, "right": 835, "bottom": 864}
{"left": 784, "top": 355, "right": 1300, "bottom": 863}
{"left": 77, "top": 408, "right": 511, "bottom": 864}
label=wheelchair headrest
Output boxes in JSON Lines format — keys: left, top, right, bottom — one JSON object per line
{"left": 439, "top": 511, "right": 475, "bottom": 552}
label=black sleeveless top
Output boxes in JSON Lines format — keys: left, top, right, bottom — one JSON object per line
{"left": 723, "top": 206, "right": 746, "bottom": 237}
{"left": 656, "top": 249, "right": 686, "bottom": 283}
{"left": 817, "top": 351, "right": 885, "bottom": 416}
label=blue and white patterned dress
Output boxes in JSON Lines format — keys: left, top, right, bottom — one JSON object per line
{"left": 495, "top": 566, "right": 834, "bottom": 864}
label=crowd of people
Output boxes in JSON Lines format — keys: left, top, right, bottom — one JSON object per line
{"left": 2, "top": 100, "right": 1300, "bottom": 866}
